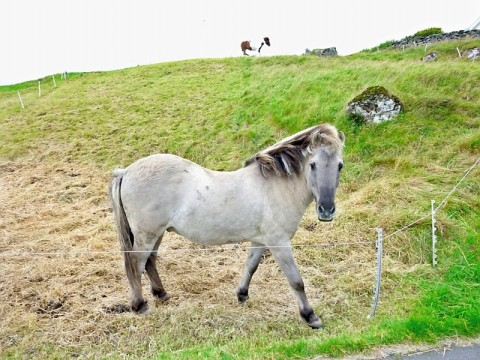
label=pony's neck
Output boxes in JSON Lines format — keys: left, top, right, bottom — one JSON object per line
{"left": 269, "top": 170, "right": 314, "bottom": 214}
{"left": 292, "top": 171, "right": 315, "bottom": 207}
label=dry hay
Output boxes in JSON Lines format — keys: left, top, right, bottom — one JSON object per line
{"left": 0, "top": 157, "right": 411, "bottom": 357}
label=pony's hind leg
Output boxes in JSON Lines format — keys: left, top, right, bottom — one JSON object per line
{"left": 236, "top": 243, "right": 265, "bottom": 303}
{"left": 124, "top": 251, "right": 148, "bottom": 313}
{"left": 145, "top": 234, "right": 171, "bottom": 301}
{"left": 127, "top": 231, "right": 160, "bottom": 313}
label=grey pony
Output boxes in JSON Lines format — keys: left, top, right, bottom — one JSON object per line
{"left": 109, "top": 123, "right": 345, "bottom": 328}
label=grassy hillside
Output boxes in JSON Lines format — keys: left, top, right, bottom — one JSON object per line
{"left": 0, "top": 38, "right": 479, "bottom": 359}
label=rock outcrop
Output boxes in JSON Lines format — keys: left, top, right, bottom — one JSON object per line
{"left": 305, "top": 47, "right": 338, "bottom": 57}
{"left": 346, "top": 86, "right": 403, "bottom": 124}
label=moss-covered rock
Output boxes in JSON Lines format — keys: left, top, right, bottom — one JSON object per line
{"left": 346, "top": 86, "right": 403, "bottom": 124}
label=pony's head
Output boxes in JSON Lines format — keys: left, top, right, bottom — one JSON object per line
{"left": 304, "top": 126, "right": 345, "bottom": 221}
{"left": 245, "top": 124, "right": 345, "bottom": 222}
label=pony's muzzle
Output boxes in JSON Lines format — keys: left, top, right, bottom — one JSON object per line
{"left": 317, "top": 204, "right": 335, "bottom": 222}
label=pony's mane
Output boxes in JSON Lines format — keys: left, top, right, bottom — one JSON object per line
{"left": 244, "top": 124, "right": 343, "bottom": 177}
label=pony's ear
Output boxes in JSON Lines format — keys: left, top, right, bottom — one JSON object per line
{"left": 338, "top": 131, "right": 345, "bottom": 145}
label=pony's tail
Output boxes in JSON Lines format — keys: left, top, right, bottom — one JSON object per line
{"left": 110, "top": 169, "right": 138, "bottom": 280}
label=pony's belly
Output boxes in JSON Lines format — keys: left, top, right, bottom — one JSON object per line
{"left": 168, "top": 193, "right": 264, "bottom": 245}
{"left": 169, "top": 223, "right": 259, "bottom": 245}
{"left": 168, "top": 209, "right": 262, "bottom": 245}
{"left": 172, "top": 230, "right": 247, "bottom": 245}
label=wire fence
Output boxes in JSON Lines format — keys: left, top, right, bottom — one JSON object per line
{"left": 1, "top": 157, "right": 478, "bottom": 258}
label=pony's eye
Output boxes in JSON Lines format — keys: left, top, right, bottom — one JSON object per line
{"left": 310, "top": 163, "right": 316, "bottom": 170}
{"left": 338, "top": 162, "right": 344, "bottom": 171}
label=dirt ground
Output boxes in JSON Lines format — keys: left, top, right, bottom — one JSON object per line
{"left": 0, "top": 158, "right": 389, "bottom": 357}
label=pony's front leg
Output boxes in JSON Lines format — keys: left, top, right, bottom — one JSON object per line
{"left": 269, "top": 245, "right": 324, "bottom": 329}
{"left": 236, "top": 243, "right": 265, "bottom": 303}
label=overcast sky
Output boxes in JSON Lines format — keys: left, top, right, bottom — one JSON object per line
{"left": 1, "top": 0, "right": 478, "bottom": 85}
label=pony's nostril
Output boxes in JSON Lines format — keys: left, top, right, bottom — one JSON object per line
{"left": 318, "top": 204, "right": 336, "bottom": 214}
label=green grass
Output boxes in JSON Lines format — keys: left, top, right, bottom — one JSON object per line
{"left": 1, "top": 38, "right": 479, "bottom": 358}
{"left": 150, "top": 221, "right": 479, "bottom": 359}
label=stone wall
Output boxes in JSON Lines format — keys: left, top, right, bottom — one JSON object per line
{"left": 391, "top": 29, "right": 480, "bottom": 49}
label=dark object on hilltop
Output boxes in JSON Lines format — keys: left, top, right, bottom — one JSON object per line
{"left": 241, "top": 37, "right": 271, "bottom": 56}
{"left": 305, "top": 47, "right": 338, "bottom": 57}
{"left": 241, "top": 41, "right": 253, "bottom": 56}
{"left": 413, "top": 27, "right": 443, "bottom": 37}
{"left": 346, "top": 86, "right": 403, "bottom": 125}
{"left": 422, "top": 52, "right": 439, "bottom": 62}
{"left": 258, "top": 37, "right": 270, "bottom": 53}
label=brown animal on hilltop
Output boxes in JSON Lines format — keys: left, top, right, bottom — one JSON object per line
{"left": 241, "top": 37, "right": 271, "bottom": 56}
{"left": 241, "top": 41, "right": 253, "bottom": 56}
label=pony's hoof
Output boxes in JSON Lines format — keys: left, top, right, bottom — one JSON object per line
{"left": 236, "top": 288, "right": 249, "bottom": 304}
{"left": 301, "top": 311, "right": 324, "bottom": 329}
{"left": 132, "top": 300, "right": 148, "bottom": 314}
{"left": 237, "top": 295, "right": 249, "bottom": 304}
{"left": 152, "top": 289, "right": 171, "bottom": 301}
{"left": 308, "top": 318, "right": 324, "bottom": 329}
